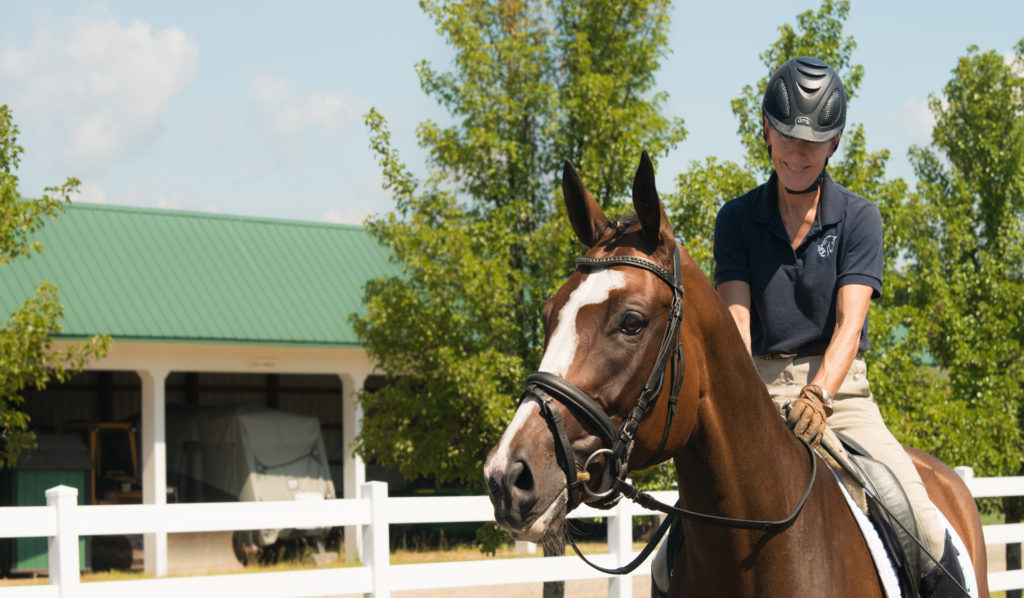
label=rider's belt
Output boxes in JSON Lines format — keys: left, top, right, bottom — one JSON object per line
{"left": 756, "top": 352, "right": 822, "bottom": 360}
{"left": 755, "top": 351, "right": 862, "bottom": 360}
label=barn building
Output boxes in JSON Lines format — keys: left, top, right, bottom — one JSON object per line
{"left": 0, "top": 202, "right": 398, "bottom": 574}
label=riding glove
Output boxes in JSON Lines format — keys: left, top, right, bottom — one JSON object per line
{"left": 786, "top": 384, "right": 833, "bottom": 446}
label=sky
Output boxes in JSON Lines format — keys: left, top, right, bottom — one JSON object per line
{"left": 1, "top": 1, "right": 1021, "bottom": 225}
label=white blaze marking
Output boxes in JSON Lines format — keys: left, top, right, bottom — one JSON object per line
{"left": 538, "top": 269, "right": 625, "bottom": 377}
{"left": 485, "top": 269, "right": 624, "bottom": 480}
{"left": 485, "top": 398, "right": 539, "bottom": 480}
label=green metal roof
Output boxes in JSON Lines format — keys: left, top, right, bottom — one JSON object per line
{"left": 0, "top": 203, "right": 398, "bottom": 347}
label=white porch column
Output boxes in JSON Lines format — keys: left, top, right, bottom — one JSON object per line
{"left": 339, "top": 371, "right": 368, "bottom": 563}
{"left": 139, "top": 368, "right": 169, "bottom": 577}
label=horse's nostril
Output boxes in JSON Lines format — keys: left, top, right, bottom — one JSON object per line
{"left": 511, "top": 460, "right": 534, "bottom": 493}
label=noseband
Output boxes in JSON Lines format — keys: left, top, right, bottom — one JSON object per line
{"left": 523, "top": 246, "right": 686, "bottom": 511}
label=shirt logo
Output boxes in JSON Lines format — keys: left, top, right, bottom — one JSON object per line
{"left": 817, "top": 234, "right": 838, "bottom": 258}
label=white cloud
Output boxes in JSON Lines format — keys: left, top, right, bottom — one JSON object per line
{"left": 156, "top": 196, "right": 220, "bottom": 214}
{"left": 249, "top": 73, "right": 369, "bottom": 137}
{"left": 323, "top": 209, "right": 346, "bottom": 224}
{"left": 72, "top": 181, "right": 106, "bottom": 204}
{"left": 0, "top": 13, "right": 198, "bottom": 169}
{"left": 890, "top": 97, "right": 935, "bottom": 147}
{"left": 156, "top": 196, "right": 183, "bottom": 210}
{"left": 323, "top": 206, "right": 370, "bottom": 226}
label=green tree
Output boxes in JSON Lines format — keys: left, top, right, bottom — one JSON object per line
{"left": 0, "top": 105, "right": 110, "bottom": 467}
{"left": 870, "top": 39, "right": 1024, "bottom": 585}
{"left": 353, "top": 0, "right": 685, "bottom": 487}
{"left": 873, "top": 41, "right": 1024, "bottom": 475}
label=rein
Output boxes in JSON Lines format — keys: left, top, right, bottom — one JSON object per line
{"left": 564, "top": 438, "right": 818, "bottom": 576}
{"left": 524, "top": 245, "right": 819, "bottom": 575}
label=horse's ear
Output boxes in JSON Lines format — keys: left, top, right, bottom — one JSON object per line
{"left": 632, "top": 151, "right": 672, "bottom": 250}
{"left": 562, "top": 159, "right": 607, "bottom": 248}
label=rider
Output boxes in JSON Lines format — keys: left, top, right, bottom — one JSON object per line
{"left": 712, "top": 56, "right": 966, "bottom": 597}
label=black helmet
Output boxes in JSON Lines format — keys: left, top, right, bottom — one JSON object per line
{"left": 762, "top": 56, "right": 846, "bottom": 143}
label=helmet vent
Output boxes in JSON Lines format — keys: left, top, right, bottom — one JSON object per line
{"left": 799, "top": 81, "right": 823, "bottom": 95}
{"left": 819, "top": 89, "right": 843, "bottom": 127}
{"left": 795, "top": 65, "right": 827, "bottom": 80}
{"left": 768, "top": 79, "right": 791, "bottom": 119}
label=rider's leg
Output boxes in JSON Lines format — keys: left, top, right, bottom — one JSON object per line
{"left": 821, "top": 358, "right": 944, "bottom": 559}
{"left": 755, "top": 355, "right": 961, "bottom": 590}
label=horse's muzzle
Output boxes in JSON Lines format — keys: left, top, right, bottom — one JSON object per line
{"left": 485, "top": 448, "right": 541, "bottom": 534}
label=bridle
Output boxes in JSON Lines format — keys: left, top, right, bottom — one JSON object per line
{"left": 521, "top": 244, "right": 818, "bottom": 575}
{"left": 524, "top": 246, "right": 686, "bottom": 512}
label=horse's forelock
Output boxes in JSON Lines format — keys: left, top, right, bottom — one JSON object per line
{"left": 598, "top": 214, "right": 675, "bottom": 264}
{"left": 602, "top": 214, "right": 640, "bottom": 242}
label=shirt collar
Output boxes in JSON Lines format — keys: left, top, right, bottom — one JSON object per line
{"left": 753, "top": 170, "right": 843, "bottom": 226}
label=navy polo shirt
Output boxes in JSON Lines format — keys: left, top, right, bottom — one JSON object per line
{"left": 713, "top": 171, "right": 883, "bottom": 356}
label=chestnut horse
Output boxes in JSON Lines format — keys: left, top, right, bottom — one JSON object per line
{"left": 483, "top": 153, "right": 988, "bottom": 597}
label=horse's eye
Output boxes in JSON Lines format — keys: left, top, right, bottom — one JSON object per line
{"left": 619, "top": 313, "right": 647, "bottom": 336}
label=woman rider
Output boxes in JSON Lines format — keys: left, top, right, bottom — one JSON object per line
{"left": 713, "top": 56, "right": 966, "bottom": 597}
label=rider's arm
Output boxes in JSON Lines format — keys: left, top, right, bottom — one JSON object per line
{"left": 809, "top": 283, "right": 873, "bottom": 398}
{"left": 717, "top": 280, "right": 752, "bottom": 355}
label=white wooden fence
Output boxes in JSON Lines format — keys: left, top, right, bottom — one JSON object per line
{"left": 1, "top": 470, "right": 1023, "bottom": 597}
{"left": 956, "top": 466, "right": 1024, "bottom": 593}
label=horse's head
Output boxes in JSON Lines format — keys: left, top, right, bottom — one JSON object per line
{"left": 484, "top": 152, "right": 695, "bottom": 543}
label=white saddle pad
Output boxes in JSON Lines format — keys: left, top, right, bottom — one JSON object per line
{"left": 832, "top": 470, "right": 979, "bottom": 598}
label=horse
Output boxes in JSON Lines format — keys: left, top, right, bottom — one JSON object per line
{"left": 483, "top": 152, "right": 988, "bottom": 597}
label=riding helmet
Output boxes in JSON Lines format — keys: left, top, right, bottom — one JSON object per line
{"left": 762, "top": 56, "right": 846, "bottom": 143}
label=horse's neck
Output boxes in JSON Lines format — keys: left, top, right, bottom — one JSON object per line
{"left": 663, "top": 260, "right": 878, "bottom": 595}
{"left": 676, "top": 281, "right": 810, "bottom": 521}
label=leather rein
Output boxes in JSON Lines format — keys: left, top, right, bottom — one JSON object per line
{"left": 521, "top": 245, "right": 818, "bottom": 575}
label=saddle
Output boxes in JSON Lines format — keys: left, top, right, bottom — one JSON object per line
{"left": 832, "top": 431, "right": 924, "bottom": 598}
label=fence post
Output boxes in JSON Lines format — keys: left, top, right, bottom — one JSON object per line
{"left": 607, "top": 498, "right": 633, "bottom": 598}
{"left": 954, "top": 466, "right": 974, "bottom": 483}
{"left": 46, "top": 485, "right": 81, "bottom": 598}
{"left": 362, "top": 481, "right": 389, "bottom": 598}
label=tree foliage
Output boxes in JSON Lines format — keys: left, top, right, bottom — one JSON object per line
{"left": 353, "top": 0, "right": 685, "bottom": 486}
{"left": 871, "top": 40, "right": 1024, "bottom": 475}
{"left": 0, "top": 105, "right": 110, "bottom": 467}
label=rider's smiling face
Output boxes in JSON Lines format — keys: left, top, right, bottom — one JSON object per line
{"left": 764, "top": 119, "right": 839, "bottom": 193}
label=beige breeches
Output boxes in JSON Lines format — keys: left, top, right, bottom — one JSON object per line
{"left": 754, "top": 355, "right": 943, "bottom": 558}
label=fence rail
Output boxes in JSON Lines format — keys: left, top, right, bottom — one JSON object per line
{"left": 0, "top": 472, "right": 1021, "bottom": 597}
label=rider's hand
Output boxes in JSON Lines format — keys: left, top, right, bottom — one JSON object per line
{"left": 786, "top": 385, "right": 833, "bottom": 446}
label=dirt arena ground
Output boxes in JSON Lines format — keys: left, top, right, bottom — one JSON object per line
{"left": 338, "top": 543, "right": 1006, "bottom": 598}
{"left": 1, "top": 543, "right": 1005, "bottom": 597}
{"left": 338, "top": 577, "right": 651, "bottom": 598}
